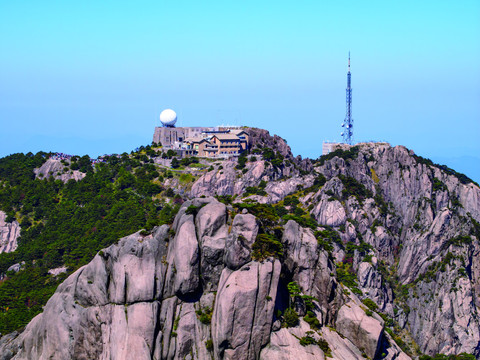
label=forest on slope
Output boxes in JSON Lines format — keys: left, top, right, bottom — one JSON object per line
{"left": 0, "top": 131, "right": 479, "bottom": 359}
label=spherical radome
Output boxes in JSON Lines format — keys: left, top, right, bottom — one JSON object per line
{"left": 160, "top": 109, "right": 177, "bottom": 126}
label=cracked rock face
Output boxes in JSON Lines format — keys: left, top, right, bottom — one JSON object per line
{"left": 0, "top": 196, "right": 406, "bottom": 360}
{"left": 1, "top": 141, "right": 479, "bottom": 359}
{"left": 336, "top": 296, "right": 384, "bottom": 359}
{"left": 0, "top": 211, "right": 20, "bottom": 254}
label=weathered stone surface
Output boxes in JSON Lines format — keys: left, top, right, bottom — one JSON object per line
{"left": 0, "top": 211, "right": 20, "bottom": 254}
{"left": 2, "top": 139, "right": 480, "bottom": 359}
{"left": 263, "top": 175, "right": 315, "bottom": 204}
{"left": 0, "top": 227, "right": 169, "bottom": 360}
{"left": 224, "top": 213, "right": 259, "bottom": 270}
{"left": 336, "top": 296, "right": 384, "bottom": 359}
{"left": 170, "top": 214, "right": 200, "bottom": 297}
{"left": 196, "top": 200, "right": 228, "bottom": 290}
{"left": 212, "top": 259, "right": 281, "bottom": 360}
{"left": 311, "top": 179, "right": 347, "bottom": 226}
{"left": 282, "top": 220, "right": 319, "bottom": 291}
{"left": 260, "top": 321, "right": 326, "bottom": 360}
{"left": 34, "top": 158, "right": 85, "bottom": 182}
{"left": 357, "top": 261, "right": 393, "bottom": 313}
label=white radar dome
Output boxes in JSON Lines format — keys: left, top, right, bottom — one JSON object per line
{"left": 160, "top": 109, "right": 177, "bottom": 127}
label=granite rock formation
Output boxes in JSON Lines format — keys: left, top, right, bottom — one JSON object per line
{"left": 1, "top": 138, "right": 480, "bottom": 359}
{"left": 0, "top": 211, "right": 20, "bottom": 254}
{"left": 0, "top": 197, "right": 409, "bottom": 360}
{"left": 34, "top": 159, "right": 86, "bottom": 182}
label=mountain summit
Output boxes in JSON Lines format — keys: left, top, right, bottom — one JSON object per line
{"left": 0, "top": 129, "right": 479, "bottom": 359}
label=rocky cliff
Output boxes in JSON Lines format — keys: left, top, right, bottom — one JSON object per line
{"left": 0, "top": 197, "right": 409, "bottom": 360}
{"left": 34, "top": 159, "right": 86, "bottom": 182}
{"left": 0, "top": 211, "right": 20, "bottom": 254}
{"left": 0, "top": 138, "right": 479, "bottom": 359}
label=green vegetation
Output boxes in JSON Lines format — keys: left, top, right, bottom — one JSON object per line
{"left": 252, "top": 233, "right": 283, "bottom": 260}
{"left": 419, "top": 353, "right": 475, "bottom": 360}
{"left": 344, "top": 240, "right": 372, "bottom": 264}
{"left": 336, "top": 262, "right": 362, "bottom": 295}
{"left": 414, "top": 252, "right": 457, "bottom": 284}
{"left": 205, "top": 339, "right": 214, "bottom": 351}
{"left": 442, "top": 235, "right": 472, "bottom": 250}
{"left": 413, "top": 154, "right": 478, "bottom": 186}
{"left": 303, "top": 173, "right": 327, "bottom": 194}
{"left": 235, "top": 153, "right": 247, "bottom": 169}
{"left": 234, "top": 202, "right": 279, "bottom": 230}
{"left": 338, "top": 175, "right": 373, "bottom": 203}
{"left": 304, "top": 310, "right": 320, "bottom": 329}
{"left": 244, "top": 180, "right": 267, "bottom": 196}
{"left": 196, "top": 307, "right": 213, "bottom": 325}
{"left": 298, "top": 331, "right": 331, "bottom": 356}
{"left": 316, "top": 146, "right": 359, "bottom": 166}
{"left": 362, "top": 298, "right": 378, "bottom": 312}
{"left": 283, "top": 307, "right": 299, "bottom": 327}
{"left": 0, "top": 151, "right": 181, "bottom": 333}
{"left": 315, "top": 227, "right": 342, "bottom": 252}
{"left": 262, "top": 147, "right": 285, "bottom": 168}
{"left": 432, "top": 177, "right": 447, "bottom": 192}
{"left": 185, "top": 203, "right": 206, "bottom": 216}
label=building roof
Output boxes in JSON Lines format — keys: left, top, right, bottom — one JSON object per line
{"left": 212, "top": 133, "right": 241, "bottom": 141}
{"left": 229, "top": 129, "right": 247, "bottom": 136}
{"left": 184, "top": 137, "right": 207, "bottom": 144}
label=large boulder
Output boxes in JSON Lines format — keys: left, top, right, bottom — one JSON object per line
{"left": 224, "top": 213, "right": 259, "bottom": 270}
{"left": 212, "top": 259, "right": 281, "bottom": 360}
{"left": 34, "top": 158, "right": 86, "bottom": 182}
{"left": 335, "top": 296, "right": 384, "bottom": 359}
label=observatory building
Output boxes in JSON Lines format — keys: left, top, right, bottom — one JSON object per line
{"left": 159, "top": 109, "right": 178, "bottom": 127}
{"left": 152, "top": 109, "right": 249, "bottom": 158}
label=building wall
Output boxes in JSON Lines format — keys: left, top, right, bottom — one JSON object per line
{"left": 153, "top": 127, "right": 215, "bottom": 148}
{"left": 153, "top": 126, "right": 249, "bottom": 158}
{"left": 322, "top": 142, "right": 341, "bottom": 155}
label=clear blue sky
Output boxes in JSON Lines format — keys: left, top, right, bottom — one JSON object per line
{"left": 1, "top": 1, "right": 479, "bottom": 180}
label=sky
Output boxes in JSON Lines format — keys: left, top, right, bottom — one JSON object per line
{"left": 1, "top": 1, "right": 479, "bottom": 181}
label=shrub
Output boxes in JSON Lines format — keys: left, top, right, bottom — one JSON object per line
{"left": 171, "top": 158, "right": 180, "bottom": 169}
{"left": 252, "top": 233, "right": 283, "bottom": 260}
{"left": 304, "top": 311, "right": 320, "bottom": 330}
{"left": 283, "top": 308, "right": 299, "bottom": 327}
{"left": 185, "top": 203, "right": 205, "bottom": 216}
{"left": 205, "top": 339, "right": 214, "bottom": 351}
{"left": 196, "top": 307, "right": 213, "bottom": 325}
{"left": 362, "top": 298, "right": 378, "bottom": 312}
{"left": 317, "top": 338, "right": 331, "bottom": 356}
{"left": 317, "top": 146, "right": 359, "bottom": 166}
{"left": 236, "top": 154, "right": 247, "bottom": 169}
{"left": 164, "top": 188, "right": 175, "bottom": 197}
{"left": 299, "top": 333, "right": 317, "bottom": 346}
{"left": 339, "top": 175, "right": 373, "bottom": 202}
{"left": 336, "top": 262, "right": 362, "bottom": 294}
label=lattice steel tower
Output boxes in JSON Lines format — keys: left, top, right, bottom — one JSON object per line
{"left": 341, "top": 52, "right": 354, "bottom": 145}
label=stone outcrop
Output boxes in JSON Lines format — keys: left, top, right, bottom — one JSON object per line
{"left": 190, "top": 128, "right": 313, "bottom": 199}
{"left": 314, "top": 142, "right": 480, "bottom": 356}
{"left": 34, "top": 159, "right": 86, "bottom": 182}
{"left": 335, "top": 295, "right": 384, "bottom": 359}
{"left": 0, "top": 211, "right": 20, "bottom": 254}
{"left": 0, "top": 196, "right": 407, "bottom": 359}
{"left": 212, "top": 259, "right": 281, "bottom": 359}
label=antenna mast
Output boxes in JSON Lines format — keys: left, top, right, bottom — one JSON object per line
{"left": 342, "top": 52, "right": 354, "bottom": 145}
